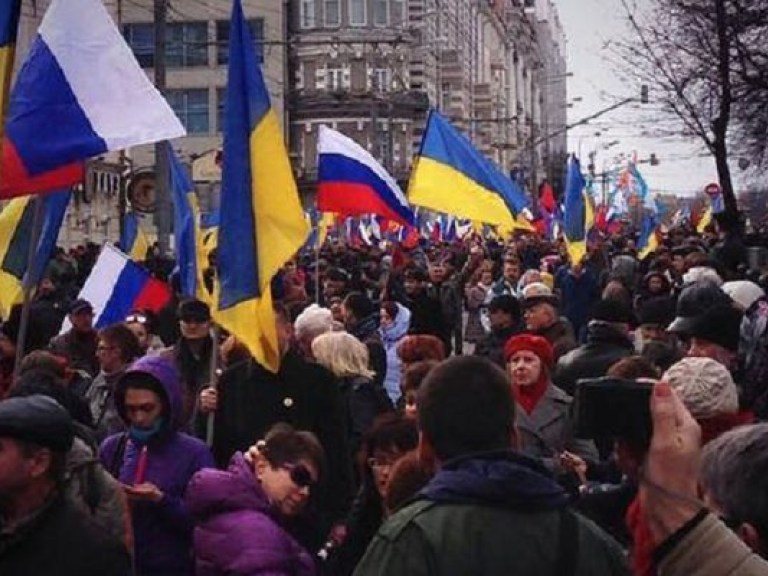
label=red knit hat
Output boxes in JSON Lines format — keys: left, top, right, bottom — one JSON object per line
{"left": 504, "top": 334, "right": 554, "bottom": 370}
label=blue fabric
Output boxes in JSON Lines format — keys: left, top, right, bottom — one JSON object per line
{"left": 419, "top": 110, "right": 529, "bottom": 216}
{"left": 95, "top": 262, "right": 148, "bottom": 329}
{"left": 167, "top": 147, "right": 198, "bottom": 297}
{"left": 563, "top": 156, "right": 587, "bottom": 243}
{"left": 419, "top": 450, "right": 568, "bottom": 511}
{"left": 6, "top": 36, "right": 107, "bottom": 174}
{"left": 120, "top": 211, "right": 140, "bottom": 254}
{"left": 0, "top": 1, "right": 21, "bottom": 47}
{"left": 379, "top": 302, "right": 411, "bottom": 403}
{"left": 217, "top": 0, "right": 269, "bottom": 308}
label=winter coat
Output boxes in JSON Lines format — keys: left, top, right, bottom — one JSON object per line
{"left": 403, "top": 291, "right": 445, "bottom": 341}
{"left": 348, "top": 314, "right": 388, "bottom": 390}
{"left": 474, "top": 324, "right": 521, "bottom": 368}
{"left": 49, "top": 329, "right": 99, "bottom": 376}
{"left": 210, "top": 351, "right": 354, "bottom": 548}
{"left": 0, "top": 495, "right": 131, "bottom": 576}
{"left": 339, "top": 375, "right": 393, "bottom": 464}
{"left": 534, "top": 317, "right": 578, "bottom": 361}
{"left": 100, "top": 355, "right": 215, "bottom": 576}
{"left": 554, "top": 322, "right": 635, "bottom": 396}
{"left": 353, "top": 451, "right": 628, "bottom": 576}
{"left": 739, "top": 296, "right": 768, "bottom": 417}
{"left": 85, "top": 368, "right": 127, "bottom": 443}
{"left": 556, "top": 266, "right": 601, "bottom": 339}
{"left": 515, "top": 384, "right": 599, "bottom": 472}
{"left": 657, "top": 513, "right": 768, "bottom": 576}
{"left": 464, "top": 283, "right": 490, "bottom": 343}
{"left": 428, "top": 277, "right": 463, "bottom": 355}
{"left": 160, "top": 336, "right": 217, "bottom": 432}
{"left": 186, "top": 453, "right": 315, "bottom": 576}
{"left": 379, "top": 303, "right": 411, "bottom": 404}
{"left": 65, "top": 428, "right": 131, "bottom": 550}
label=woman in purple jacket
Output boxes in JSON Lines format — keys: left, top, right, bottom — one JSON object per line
{"left": 100, "top": 355, "right": 215, "bottom": 576}
{"left": 186, "top": 423, "right": 325, "bottom": 576}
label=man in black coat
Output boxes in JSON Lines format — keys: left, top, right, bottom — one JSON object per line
{"left": 199, "top": 304, "right": 354, "bottom": 550}
{"left": 401, "top": 266, "right": 445, "bottom": 341}
{"left": 342, "top": 292, "right": 388, "bottom": 389}
{"left": 474, "top": 295, "right": 522, "bottom": 368}
{"left": 0, "top": 395, "right": 130, "bottom": 576}
{"left": 554, "top": 299, "right": 635, "bottom": 395}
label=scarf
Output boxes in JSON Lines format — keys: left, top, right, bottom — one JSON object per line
{"left": 513, "top": 373, "right": 550, "bottom": 414}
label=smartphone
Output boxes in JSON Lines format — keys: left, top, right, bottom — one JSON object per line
{"left": 573, "top": 377, "right": 653, "bottom": 446}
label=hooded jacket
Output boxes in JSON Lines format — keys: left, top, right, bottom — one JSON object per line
{"left": 100, "top": 355, "right": 215, "bottom": 576}
{"left": 186, "top": 453, "right": 315, "bottom": 576}
{"left": 353, "top": 451, "right": 628, "bottom": 576}
{"left": 379, "top": 303, "right": 412, "bottom": 404}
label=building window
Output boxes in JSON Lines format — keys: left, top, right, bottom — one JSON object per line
{"left": 166, "top": 22, "right": 208, "bottom": 68}
{"left": 373, "top": 0, "right": 388, "bottom": 26}
{"left": 326, "top": 65, "right": 343, "bottom": 91}
{"left": 300, "top": 0, "right": 316, "bottom": 28}
{"left": 216, "top": 88, "right": 225, "bottom": 133}
{"left": 167, "top": 89, "right": 209, "bottom": 134}
{"left": 349, "top": 0, "right": 366, "bottom": 26}
{"left": 123, "top": 23, "right": 155, "bottom": 68}
{"left": 372, "top": 68, "right": 390, "bottom": 91}
{"left": 324, "top": 0, "right": 340, "bottom": 26}
{"left": 391, "top": 0, "right": 405, "bottom": 25}
{"left": 216, "top": 19, "right": 264, "bottom": 65}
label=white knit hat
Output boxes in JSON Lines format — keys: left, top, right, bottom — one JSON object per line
{"left": 721, "top": 280, "right": 765, "bottom": 311}
{"left": 662, "top": 357, "right": 738, "bottom": 419}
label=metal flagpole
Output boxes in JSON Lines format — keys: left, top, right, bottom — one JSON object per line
{"left": 205, "top": 326, "right": 220, "bottom": 447}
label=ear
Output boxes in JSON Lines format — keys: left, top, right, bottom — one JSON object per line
{"left": 254, "top": 453, "right": 269, "bottom": 480}
{"left": 737, "top": 523, "right": 764, "bottom": 555}
{"left": 417, "top": 432, "right": 438, "bottom": 475}
{"left": 28, "top": 449, "right": 52, "bottom": 481}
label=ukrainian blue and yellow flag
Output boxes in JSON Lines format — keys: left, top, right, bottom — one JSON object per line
{"left": 0, "top": 1, "right": 22, "bottom": 140}
{"left": 167, "top": 145, "right": 201, "bottom": 298}
{"left": 120, "top": 211, "right": 149, "bottom": 261}
{"left": 408, "top": 110, "right": 529, "bottom": 230}
{"left": 0, "top": 189, "right": 71, "bottom": 317}
{"left": 638, "top": 214, "right": 660, "bottom": 260}
{"left": 697, "top": 206, "right": 713, "bottom": 234}
{"left": 563, "top": 156, "right": 590, "bottom": 264}
{"left": 217, "top": 0, "right": 309, "bottom": 372}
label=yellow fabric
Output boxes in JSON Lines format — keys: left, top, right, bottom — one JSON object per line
{"left": 408, "top": 157, "right": 523, "bottom": 230}
{"left": 215, "top": 111, "right": 309, "bottom": 373}
{"left": 0, "top": 197, "right": 28, "bottom": 317}
{"left": 564, "top": 191, "right": 594, "bottom": 265}
{"left": 639, "top": 231, "right": 659, "bottom": 260}
{"left": 127, "top": 217, "right": 150, "bottom": 262}
{"left": 697, "top": 207, "right": 713, "bottom": 234}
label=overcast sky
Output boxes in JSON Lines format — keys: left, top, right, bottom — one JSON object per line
{"left": 552, "top": 0, "right": 720, "bottom": 197}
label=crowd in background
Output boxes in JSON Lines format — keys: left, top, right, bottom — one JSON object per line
{"left": 1, "top": 218, "right": 768, "bottom": 575}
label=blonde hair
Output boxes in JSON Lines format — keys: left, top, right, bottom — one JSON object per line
{"left": 311, "top": 332, "right": 375, "bottom": 379}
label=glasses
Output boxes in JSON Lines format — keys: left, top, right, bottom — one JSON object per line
{"left": 367, "top": 456, "right": 400, "bottom": 471}
{"left": 281, "top": 463, "right": 317, "bottom": 489}
{"left": 125, "top": 314, "right": 148, "bottom": 324}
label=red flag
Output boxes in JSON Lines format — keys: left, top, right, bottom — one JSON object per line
{"left": 539, "top": 182, "right": 556, "bottom": 213}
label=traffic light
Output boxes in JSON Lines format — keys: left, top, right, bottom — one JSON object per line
{"left": 640, "top": 85, "right": 649, "bottom": 104}
{"left": 649, "top": 153, "right": 659, "bottom": 166}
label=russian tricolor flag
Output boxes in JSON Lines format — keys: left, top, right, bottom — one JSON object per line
{"left": 317, "top": 125, "right": 415, "bottom": 227}
{"left": 60, "top": 244, "right": 172, "bottom": 333}
{"left": 1, "top": 0, "right": 185, "bottom": 199}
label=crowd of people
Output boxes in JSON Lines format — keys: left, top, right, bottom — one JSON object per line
{"left": 1, "top": 220, "right": 768, "bottom": 575}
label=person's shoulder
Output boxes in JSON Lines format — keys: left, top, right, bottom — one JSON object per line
{"left": 376, "top": 499, "right": 438, "bottom": 541}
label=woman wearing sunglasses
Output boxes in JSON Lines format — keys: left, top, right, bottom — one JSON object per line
{"left": 186, "top": 424, "right": 325, "bottom": 575}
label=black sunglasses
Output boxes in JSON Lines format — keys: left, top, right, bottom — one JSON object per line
{"left": 281, "top": 463, "right": 317, "bottom": 489}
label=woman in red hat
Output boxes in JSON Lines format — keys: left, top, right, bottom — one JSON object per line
{"left": 504, "top": 334, "right": 598, "bottom": 475}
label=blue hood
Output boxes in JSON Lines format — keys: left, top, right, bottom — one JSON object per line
{"left": 380, "top": 303, "right": 411, "bottom": 343}
{"left": 115, "top": 355, "right": 185, "bottom": 432}
{"left": 419, "top": 450, "right": 569, "bottom": 511}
